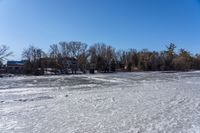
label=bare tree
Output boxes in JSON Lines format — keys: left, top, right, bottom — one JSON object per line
{"left": 164, "top": 43, "right": 177, "bottom": 70}
{"left": 68, "top": 41, "right": 87, "bottom": 58}
{"left": 0, "top": 45, "right": 12, "bottom": 61}
{"left": 22, "top": 45, "right": 46, "bottom": 75}
{"left": 88, "top": 43, "right": 116, "bottom": 72}
{"left": 49, "top": 44, "right": 60, "bottom": 59}
{"left": 49, "top": 44, "right": 62, "bottom": 71}
{"left": 59, "top": 42, "right": 70, "bottom": 57}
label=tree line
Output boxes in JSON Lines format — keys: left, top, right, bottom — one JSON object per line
{"left": 1, "top": 42, "right": 200, "bottom": 75}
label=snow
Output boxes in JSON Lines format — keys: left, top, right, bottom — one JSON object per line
{"left": 0, "top": 72, "right": 200, "bottom": 133}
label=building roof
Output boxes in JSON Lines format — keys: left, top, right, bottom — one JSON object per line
{"left": 7, "top": 61, "right": 25, "bottom": 65}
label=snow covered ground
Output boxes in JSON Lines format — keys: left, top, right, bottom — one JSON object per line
{"left": 0, "top": 72, "right": 200, "bottom": 133}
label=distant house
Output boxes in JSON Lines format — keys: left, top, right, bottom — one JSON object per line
{"left": 7, "top": 61, "right": 25, "bottom": 74}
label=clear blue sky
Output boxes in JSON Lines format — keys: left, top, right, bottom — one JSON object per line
{"left": 0, "top": 0, "right": 200, "bottom": 60}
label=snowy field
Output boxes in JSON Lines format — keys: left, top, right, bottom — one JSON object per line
{"left": 0, "top": 72, "right": 200, "bottom": 133}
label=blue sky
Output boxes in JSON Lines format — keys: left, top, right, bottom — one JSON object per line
{"left": 0, "top": 0, "right": 200, "bottom": 60}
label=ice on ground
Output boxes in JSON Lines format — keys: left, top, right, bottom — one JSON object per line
{"left": 0, "top": 72, "right": 200, "bottom": 133}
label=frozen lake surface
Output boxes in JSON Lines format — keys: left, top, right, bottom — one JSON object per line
{"left": 0, "top": 72, "right": 200, "bottom": 133}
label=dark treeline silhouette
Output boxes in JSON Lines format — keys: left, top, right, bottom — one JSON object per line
{"left": 1, "top": 42, "right": 200, "bottom": 75}
{"left": 20, "top": 42, "right": 200, "bottom": 75}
